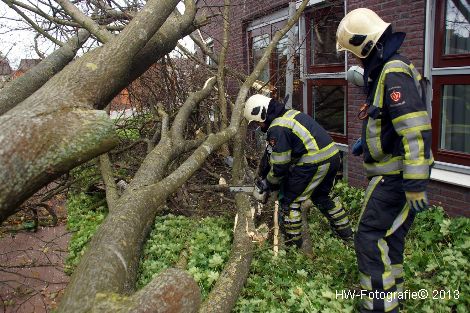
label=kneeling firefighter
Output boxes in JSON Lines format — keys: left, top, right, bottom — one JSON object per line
{"left": 243, "top": 94, "right": 354, "bottom": 247}
{"left": 337, "top": 8, "right": 433, "bottom": 313}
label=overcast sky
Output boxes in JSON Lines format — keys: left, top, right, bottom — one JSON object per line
{"left": 0, "top": 1, "right": 194, "bottom": 69}
{"left": 0, "top": 2, "right": 42, "bottom": 68}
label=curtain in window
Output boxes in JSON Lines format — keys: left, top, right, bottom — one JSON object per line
{"left": 440, "top": 84, "right": 470, "bottom": 153}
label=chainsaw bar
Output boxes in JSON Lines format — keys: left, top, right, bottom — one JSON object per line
{"left": 228, "top": 186, "right": 255, "bottom": 193}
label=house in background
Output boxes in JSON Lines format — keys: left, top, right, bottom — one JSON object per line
{"left": 12, "top": 58, "right": 41, "bottom": 78}
{"left": 197, "top": 0, "right": 470, "bottom": 216}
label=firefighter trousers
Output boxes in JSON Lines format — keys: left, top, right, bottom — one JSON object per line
{"left": 355, "top": 175, "right": 416, "bottom": 313}
{"left": 282, "top": 154, "right": 352, "bottom": 246}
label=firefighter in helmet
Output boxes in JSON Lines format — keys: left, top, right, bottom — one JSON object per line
{"left": 243, "top": 94, "right": 354, "bottom": 248}
{"left": 337, "top": 8, "right": 433, "bottom": 312}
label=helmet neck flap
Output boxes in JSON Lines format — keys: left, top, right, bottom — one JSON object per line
{"left": 362, "top": 26, "right": 406, "bottom": 92}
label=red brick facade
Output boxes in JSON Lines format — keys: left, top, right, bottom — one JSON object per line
{"left": 202, "top": 1, "right": 470, "bottom": 216}
{"left": 198, "top": 0, "right": 290, "bottom": 93}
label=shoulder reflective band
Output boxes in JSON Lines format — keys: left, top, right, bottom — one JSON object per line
{"left": 270, "top": 110, "right": 319, "bottom": 151}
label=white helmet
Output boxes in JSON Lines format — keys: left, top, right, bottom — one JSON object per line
{"left": 244, "top": 94, "right": 271, "bottom": 123}
{"left": 336, "top": 8, "right": 390, "bottom": 58}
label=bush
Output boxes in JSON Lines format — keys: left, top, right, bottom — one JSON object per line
{"left": 64, "top": 173, "right": 468, "bottom": 312}
{"left": 137, "top": 215, "right": 233, "bottom": 299}
{"left": 64, "top": 192, "right": 107, "bottom": 275}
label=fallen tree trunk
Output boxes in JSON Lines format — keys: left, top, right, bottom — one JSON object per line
{"left": 0, "top": 0, "right": 188, "bottom": 223}
{"left": 91, "top": 268, "right": 201, "bottom": 313}
{"left": 58, "top": 1, "right": 309, "bottom": 311}
{"left": 58, "top": 77, "right": 217, "bottom": 313}
{"left": 200, "top": 120, "right": 254, "bottom": 313}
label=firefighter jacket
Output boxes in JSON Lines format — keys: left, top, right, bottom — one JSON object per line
{"left": 362, "top": 54, "right": 433, "bottom": 192}
{"left": 264, "top": 109, "right": 339, "bottom": 191}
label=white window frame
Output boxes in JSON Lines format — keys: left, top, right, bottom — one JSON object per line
{"left": 424, "top": 0, "right": 470, "bottom": 187}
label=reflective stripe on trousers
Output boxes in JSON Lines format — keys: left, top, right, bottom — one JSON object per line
{"left": 355, "top": 175, "right": 414, "bottom": 313}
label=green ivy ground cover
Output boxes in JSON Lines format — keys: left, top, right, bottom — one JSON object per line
{"left": 65, "top": 181, "right": 469, "bottom": 312}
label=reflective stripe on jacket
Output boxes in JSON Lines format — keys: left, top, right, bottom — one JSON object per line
{"left": 362, "top": 54, "right": 433, "bottom": 191}
{"left": 266, "top": 109, "right": 339, "bottom": 185}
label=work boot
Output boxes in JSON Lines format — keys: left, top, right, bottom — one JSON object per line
{"left": 332, "top": 224, "right": 354, "bottom": 242}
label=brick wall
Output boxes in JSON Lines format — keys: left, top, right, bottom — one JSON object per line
{"left": 199, "top": 0, "right": 469, "bottom": 217}
{"left": 198, "top": 0, "right": 289, "bottom": 88}
{"left": 428, "top": 181, "right": 470, "bottom": 217}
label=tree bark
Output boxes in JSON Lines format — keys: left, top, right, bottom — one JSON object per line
{"left": 0, "top": 108, "right": 118, "bottom": 223}
{"left": 91, "top": 268, "right": 201, "bottom": 313}
{"left": 200, "top": 120, "right": 254, "bottom": 313}
{"left": 0, "top": 30, "right": 90, "bottom": 115}
{"left": 0, "top": 0, "right": 185, "bottom": 223}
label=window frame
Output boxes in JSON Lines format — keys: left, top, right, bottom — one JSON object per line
{"left": 304, "top": 2, "right": 345, "bottom": 74}
{"left": 247, "top": 19, "right": 303, "bottom": 105}
{"left": 433, "top": 0, "right": 470, "bottom": 68}
{"left": 306, "top": 78, "right": 347, "bottom": 144}
{"left": 431, "top": 75, "right": 470, "bottom": 166}
{"left": 430, "top": 0, "right": 470, "bottom": 166}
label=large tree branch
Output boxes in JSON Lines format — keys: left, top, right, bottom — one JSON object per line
{"left": 200, "top": 118, "right": 254, "bottom": 313}
{"left": 0, "top": 109, "right": 119, "bottom": 223}
{"left": 126, "top": 0, "right": 200, "bottom": 86}
{"left": 90, "top": 268, "right": 200, "bottom": 313}
{"left": 0, "top": 29, "right": 90, "bottom": 115}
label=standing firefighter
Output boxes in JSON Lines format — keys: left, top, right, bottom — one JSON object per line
{"left": 336, "top": 8, "right": 433, "bottom": 313}
{"left": 243, "top": 94, "right": 353, "bottom": 248}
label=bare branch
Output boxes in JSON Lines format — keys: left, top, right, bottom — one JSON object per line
{"left": 98, "top": 153, "right": 119, "bottom": 211}
{"left": 55, "top": 0, "right": 113, "bottom": 43}
{"left": 4, "top": 0, "right": 81, "bottom": 27}
{"left": 171, "top": 76, "right": 217, "bottom": 142}
{"left": 4, "top": 1, "right": 64, "bottom": 46}
{"left": 216, "top": 0, "right": 230, "bottom": 147}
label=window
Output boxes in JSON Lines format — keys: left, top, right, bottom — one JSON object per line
{"left": 307, "top": 79, "right": 346, "bottom": 140}
{"left": 432, "top": 0, "right": 470, "bottom": 166}
{"left": 205, "top": 38, "right": 215, "bottom": 66}
{"left": 251, "top": 33, "right": 270, "bottom": 83}
{"left": 304, "top": 0, "right": 346, "bottom": 143}
{"left": 434, "top": 0, "right": 470, "bottom": 67}
{"left": 247, "top": 17, "right": 303, "bottom": 109}
{"left": 306, "top": 1, "right": 345, "bottom": 73}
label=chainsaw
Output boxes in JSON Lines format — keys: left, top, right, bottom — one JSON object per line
{"left": 228, "top": 181, "right": 268, "bottom": 203}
